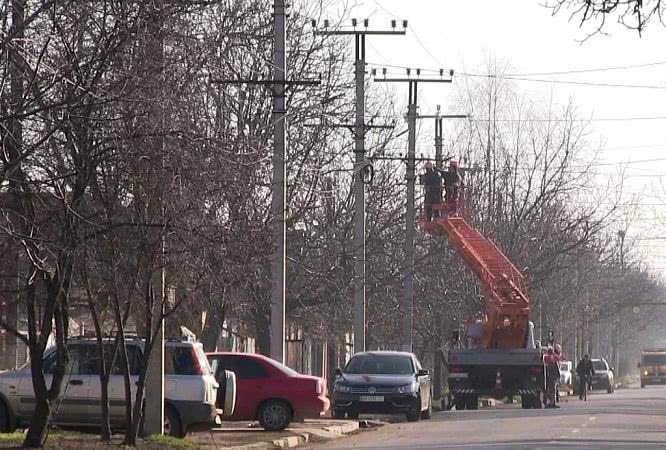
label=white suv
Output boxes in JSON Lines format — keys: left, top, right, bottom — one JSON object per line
{"left": 0, "top": 336, "right": 219, "bottom": 437}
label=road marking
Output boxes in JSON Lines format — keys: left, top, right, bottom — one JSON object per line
{"left": 589, "top": 416, "right": 596, "bottom": 421}
{"left": 572, "top": 428, "right": 580, "bottom": 433}
{"left": 582, "top": 423, "right": 588, "bottom": 428}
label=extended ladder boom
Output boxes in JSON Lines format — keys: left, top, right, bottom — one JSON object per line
{"left": 423, "top": 214, "right": 530, "bottom": 349}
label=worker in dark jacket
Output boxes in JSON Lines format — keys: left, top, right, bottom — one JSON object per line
{"left": 442, "top": 160, "right": 463, "bottom": 215}
{"left": 423, "top": 161, "right": 442, "bottom": 221}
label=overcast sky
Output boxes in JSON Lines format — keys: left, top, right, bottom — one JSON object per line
{"left": 321, "top": 0, "right": 666, "bottom": 273}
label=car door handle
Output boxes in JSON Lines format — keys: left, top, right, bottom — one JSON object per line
{"left": 69, "top": 379, "right": 84, "bottom": 386}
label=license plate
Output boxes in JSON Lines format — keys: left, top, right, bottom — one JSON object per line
{"left": 359, "top": 395, "right": 384, "bottom": 402}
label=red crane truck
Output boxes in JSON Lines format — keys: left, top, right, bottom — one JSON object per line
{"left": 421, "top": 166, "right": 545, "bottom": 410}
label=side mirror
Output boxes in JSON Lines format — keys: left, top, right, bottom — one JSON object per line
{"left": 418, "top": 369, "right": 429, "bottom": 377}
{"left": 334, "top": 367, "right": 343, "bottom": 378}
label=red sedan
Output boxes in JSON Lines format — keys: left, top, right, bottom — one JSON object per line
{"left": 207, "top": 352, "right": 330, "bottom": 431}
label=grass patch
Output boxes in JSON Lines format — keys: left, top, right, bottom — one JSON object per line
{"left": 145, "top": 435, "right": 201, "bottom": 450}
{"left": 0, "top": 432, "right": 24, "bottom": 441}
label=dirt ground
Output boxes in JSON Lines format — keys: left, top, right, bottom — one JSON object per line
{"left": 0, "top": 432, "right": 199, "bottom": 450}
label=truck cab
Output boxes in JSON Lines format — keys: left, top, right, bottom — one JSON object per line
{"left": 639, "top": 349, "right": 666, "bottom": 388}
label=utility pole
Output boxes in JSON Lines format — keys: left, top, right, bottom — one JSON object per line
{"left": 213, "top": 2, "right": 318, "bottom": 363}
{"left": 270, "top": 0, "right": 287, "bottom": 364}
{"left": 144, "top": 0, "right": 165, "bottom": 436}
{"left": 616, "top": 229, "right": 626, "bottom": 372}
{"left": 314, "top": 19, "right": 405, "bottom": 354}
{"left": 374, "top": 70, "right": 454, "bottom": 352}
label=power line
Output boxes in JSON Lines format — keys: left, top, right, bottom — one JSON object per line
{"left": 365, "top": 62, "right": 666, "bottom": 90}
{"left": 465, "top": 74, "right": 666, "bottom": 90}
{"left": 505, "top": 60, "right": 666, "bottom": 77}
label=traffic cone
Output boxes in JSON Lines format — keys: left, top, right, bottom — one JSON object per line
{"left": 495, "top": 371, "right": 502, "bottom": 390}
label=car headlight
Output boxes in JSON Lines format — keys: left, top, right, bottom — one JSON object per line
{"left": 334, "top": 383, "right": 352, "bottom": 393}
{"left": 644, "top": 370, "right": 649, "bottom": 376}
{"left": 394, "top": 382, "right": 418, "bottom": 394}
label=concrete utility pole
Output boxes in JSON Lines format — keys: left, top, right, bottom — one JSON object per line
{"left": 314, "top": 19, "right": 405, "bottom": 354}
{"left": 213, "top": 3, "right": 318, "bottom": 363}
{"left": 374, "top": 70, "right": 454, "bottom": 352}
{"left": 144, "top": 0, "right": 165, "bottom": 435}
{"left": 270, "top": 0, "right": 288, "bottom": 364}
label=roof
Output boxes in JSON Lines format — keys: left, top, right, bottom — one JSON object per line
{"left": 352, "top": 351, "right": 415, "bottom": 358}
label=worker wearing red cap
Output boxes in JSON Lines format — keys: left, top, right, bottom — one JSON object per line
{"left": 443, "top": 160, "right": 463, "bottom": 215}
{"left": 423, "top": 161, "right": 442, "bottom": 221}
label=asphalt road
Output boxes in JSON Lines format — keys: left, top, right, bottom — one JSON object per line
{"left": 310, "top": 385, "right": 666, "bottom": 450}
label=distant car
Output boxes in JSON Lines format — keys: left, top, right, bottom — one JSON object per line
{"left": 331, "top": 351, "right": 432, "bottom": 422}
{"left": 207, "top": 352, "right": 329, "bottom": 431}
{"left": 0, "top": 336, "right": 219, "bottom": 438}
{"left": 590, "top": 358, "right": 614, "bottom": 393}
{"left": 559, "top": 361, "right": 573, "bottom": 388}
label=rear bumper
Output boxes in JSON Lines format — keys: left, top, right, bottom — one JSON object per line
{"left": 332, "top": 393, "right": 418, "bottom": 414}
{"left": 590, "top": 377, "right": 611, "bottom": 389}
{"left": 294, "top": 395, "right": 330, "bottom": 420}
{"left": 169, "top": 400, "right": 217, "bottom": 429}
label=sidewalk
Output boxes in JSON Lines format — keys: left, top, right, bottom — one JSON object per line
{"left": 189, "top": 419, "right": 360, "bottom": 450}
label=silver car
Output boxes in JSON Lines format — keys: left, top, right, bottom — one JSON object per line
{"left": 0, "top": 336, "right": 220, "bottom": 437}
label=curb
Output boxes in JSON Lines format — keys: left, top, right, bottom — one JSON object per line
{"left": 273, "top": 432, "right": 310, "bottom": 448}
{"left": 218, "top": 421, "right": 361, "bottom": 450}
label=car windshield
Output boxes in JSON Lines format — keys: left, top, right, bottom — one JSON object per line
{"left": 642, "top": 354, "right": 666, "bottom": 365}
{"left": 592, "top": 360, "right": 607, "bottom": 371}
{"left": 345, "top": 355, "right": 414, "bottom": 375}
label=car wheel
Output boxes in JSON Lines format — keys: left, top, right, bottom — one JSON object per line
{"left": 521, "top": 396, "right": 531, "bottom": 409}
{"left": 332, "top": 409, "right": 346, "bottom": 419}
{"left": 454, "top": 397, "right": 466, "bottom": 411}
{"left": 641, "top": 383, "right": 645, "bottom": 389}
{"left": 421, "top": 396, "right": 432, "bottom": 420}
{"left": 258, "top": 400, "right": 292, "bottom": 431}
{"left": 164, "top": 406, "right": 184, "bottom": 438}
{"left": 346, "top": 411, "right": 359, "bottom": 420}
{"left": 0, "top": 400, "right": 11, "bottom": 433}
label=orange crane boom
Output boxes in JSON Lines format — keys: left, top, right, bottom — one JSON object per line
{"left": 421, "top": 206, "right": 531, "bottom": 349}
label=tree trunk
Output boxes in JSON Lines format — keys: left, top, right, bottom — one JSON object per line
{"left": 23, "top": 349, "right": 51, "bottom": 448}
{"left": 201, "top": 303, "right": 226, "bottom": 352}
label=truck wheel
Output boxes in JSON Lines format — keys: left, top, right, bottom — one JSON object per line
{"left": 454, "top": 397, "right": 466, "bottom": 411}
{"left": 521, "top": 396, "right": 530, "bottom": 409}
{"left": 347, "top": 411, "right": 359, "bottom": 419}
{"left": 466, "top": 395, "right": 478, "bottom": 410}
{"left": 532, "top": 395, "right": 542, "bottom": 409}
{"left": 332, "top": 409, "right": 346, "bottom": 419}
{"left": 641, "top": 383, "right": 645, "bottom": 389}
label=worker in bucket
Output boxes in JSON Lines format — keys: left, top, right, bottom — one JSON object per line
{"left": 423, "top": 161, "right": 443, "bottom": 221}
{"left": 443, "top": 160, "right": 463, "bottom": 215}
